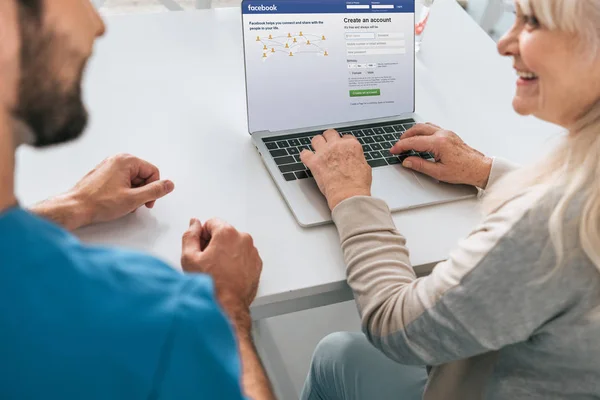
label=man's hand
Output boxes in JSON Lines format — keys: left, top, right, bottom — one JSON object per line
{"left": 391, "top": 124, "right": 493, "bottom": 188}
{"left": 181, "top": 219, "right": 263, "bottom": 326}
{"left": 300, "top": 129, "right": 372, "bottom": 211}
{"left": 31, "top": 154, "right": 174, "bottom": 230}
{"left": 181, "top": 220, "right": 274, "bottom": 400}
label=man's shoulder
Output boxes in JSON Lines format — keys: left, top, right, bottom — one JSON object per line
{"left": 0, "top": 206, "right": 223, "bottom": 345}
{"left": 45, "top": 233, "right": 218, "bottom": 320}
{"left": 0, "top": 210, "right": 233, "bottom": 398}
{"left": 0, "top": 207, "right": 221, "bottom": 336}
{"left": 1, "top": 207, "right": 214, "bottom": 301}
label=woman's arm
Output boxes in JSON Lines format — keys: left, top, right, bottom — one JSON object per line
{"left": 332, "top": 193, "right": 574, "bottom": 365}
{"left": 302, "top": 128, "right": 559, "bottom": 366}
{"left": 484, "top": 157, "right": 519, "bottom": 189}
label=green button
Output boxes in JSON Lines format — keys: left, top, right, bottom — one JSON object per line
{"left": 349, "top": 89, "right": 381, "bottom": 97}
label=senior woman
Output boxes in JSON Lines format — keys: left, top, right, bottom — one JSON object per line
{"left": 299, "top": 0, "right": 600, "bottom": 399}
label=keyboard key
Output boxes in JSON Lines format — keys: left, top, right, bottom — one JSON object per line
{"left": 283, "top": 173, "right": 296, "bottom": 181}
{"left": 363, "top": 128, "right": 375, "bottom": 136}
{"left": 381, "top": 142, "right": 393, "bottom": 149}
{"left": 270, "top": 149, "right": 288, "bottom": 157}
{"left": 368, "top": 159, "right": 388, "bottom": 168}
{"left": 365, "top": 153, "right": 372, "bottom": 160}
{"left": 420, "top": 152, "right": 435, "bottom": 159}
{"left": 386, "top": 157, "right": 401, "bottom": 165}
{"left": 294, "top": 155, "right": 301, "bottom": 162}
{"left": 279, "top": 163, "right": 307, "bottom": 173}
{"left": 383, "top": 126, "right": 395, "bottom": 134}
{"left": 266, "top": 142, "right": 278, "bottom": 150}
{"left": 295, "top": 171, "right": 309, "bottom": 179}
{"left": 298, "top": 145, "right": 310, "bottom": 152}
{"left": 371, "top": 143, "right": 382, "bottom": 151}
{"left": 393, "top": 125, "right": 404, "bottom": 132}
{"left": 274, "top": 156, "right": 295, "bottom": 165}
{"left": 374, "top": 135, "right": 385, "bottom": 142}
{"left": 402, "top": 123, "right": 415, "bottom": 130}
{"left": 277, "top": 141, "right": 290, "bottom": 148}
{"left": 363, "top": 137, "right": 375, "bottom": 144}
{"left": 370, "top": 151, "right": 383, "bottom": 159}
{"left": 289, "top": 139, "right": 300, "bottom": 146}
{"left": 384, "top": 134, "right": 395, "bottom": 141}
{"left": 339, "top": 131, "right": 351, "bottom": 137}
{"left": 374, "top": 127, "right": 385, "bottom": 135}
{"left": 308, "top": 145, "right": 314, "bottom": 151}
{"left": 397, "top": 150, "right": 417, "bottom": 156}
{"left": 358, "top": 138, "right": 365, "bottom": 144}
{"left": 380, "top": 149, "right": 392, "bottom": 158}
{"left": 288, "top": 147, "right": 300, "bottom": 155}
{"left": 353, "top": 130, "right": 365, "bottom": 138}
{"left": 306, "top": 170, "right": 313, "bottom": 177}
{"left": 300, "top": 137, "right": 311, "bottom": 145}
{"left": 398, "top": 151, "right": 416, "bottom": 162}
{"left": 362, "top": 145, "right": 372, "bottom": 152}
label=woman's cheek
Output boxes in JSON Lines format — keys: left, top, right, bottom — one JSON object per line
{"left": 518, "top": 33, "right": 542, "bottom": 71}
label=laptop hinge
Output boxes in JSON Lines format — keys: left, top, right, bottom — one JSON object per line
{"left": 252, "top": 114, "right": 416, "bottom": 138}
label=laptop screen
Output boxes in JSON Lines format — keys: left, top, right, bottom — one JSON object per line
{"left": 242, "top": 0, "right": 415, "bottom": 134}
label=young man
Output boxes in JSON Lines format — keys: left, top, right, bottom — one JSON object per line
{"left": 0, "top": 1, "right": 274, "bottom": 398}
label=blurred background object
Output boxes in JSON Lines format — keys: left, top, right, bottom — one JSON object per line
{"left": 94, "top": 0, "right": 235, "bottom": 14}
{"left": 94, "top": 0, "right": 515, "bottom": 41}
{"left": 479, "top": 0, "right": 516, "bottom": 38}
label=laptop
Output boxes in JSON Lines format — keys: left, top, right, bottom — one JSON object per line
{"left": 241, "top": 0, "right": 476, "bottom": 227}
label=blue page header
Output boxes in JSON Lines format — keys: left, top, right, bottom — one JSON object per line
{"left": 242, "top": 0, "right": 415, "bottom": 14}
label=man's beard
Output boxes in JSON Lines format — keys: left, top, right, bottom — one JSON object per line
{"left": 15, "top": 9, "right": 88, "bottom": 148}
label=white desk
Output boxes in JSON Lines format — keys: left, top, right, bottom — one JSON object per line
{"left": 15, "top": 0, "right": 560, "bottom": 321}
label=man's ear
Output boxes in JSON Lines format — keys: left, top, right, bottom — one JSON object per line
{"left": 0, "top": 0, "right": 21, "bottom": 111}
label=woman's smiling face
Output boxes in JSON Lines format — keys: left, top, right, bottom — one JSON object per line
{"left": 497, "top": 2, "right": 600, "bottom": 129}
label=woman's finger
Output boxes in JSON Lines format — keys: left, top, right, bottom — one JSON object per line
{"left": 391, "top": 136, "right": 436, "bottom": 155}
{"left": 401, "top": 156, "right": 443, "bottom": 180}
{"left": 311, "top": 135, "right": 327, "bottom": 152}
{"left": 323, "top": 129, "right": 340, "bottom": 142}
{"left": 401, "top": 123, "right": 439, "bottom": 139}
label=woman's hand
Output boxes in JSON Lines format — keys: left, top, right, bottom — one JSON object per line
{"left": 300, "top": 129, "right": 372, "bottom": 211}
{"left": 391, "top": 124, "right": 493, "bottom": 188}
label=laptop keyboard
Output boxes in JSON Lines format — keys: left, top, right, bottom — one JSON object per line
{"left": 262, "top": 119, "right": 435, "bottom": 181}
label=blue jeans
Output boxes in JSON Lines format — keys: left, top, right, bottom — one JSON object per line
{"left": 301, "top": 332, "right": 427, "bottom": 400}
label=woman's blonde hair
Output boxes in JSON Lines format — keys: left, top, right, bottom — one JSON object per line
{"left": 483, "top": 0, "right": 600, "bottom": 270}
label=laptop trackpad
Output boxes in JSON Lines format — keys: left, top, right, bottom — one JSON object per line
{"left": 371, "top": 166, "right": 430, "bottom": 210}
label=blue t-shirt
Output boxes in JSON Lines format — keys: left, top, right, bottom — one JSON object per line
{"left": 0, "top": 208, "right": 245, "bottom": 399}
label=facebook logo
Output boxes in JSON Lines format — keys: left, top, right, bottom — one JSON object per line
{"left": 247, "top": 4, "right": 278, "bottom": 11}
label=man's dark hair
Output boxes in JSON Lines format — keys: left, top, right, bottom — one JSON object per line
{"left": 18, "top": 0, "right": 41, "bottom": 14}
{"left": 18, "top": 0, "right": 41, "bottom": 9}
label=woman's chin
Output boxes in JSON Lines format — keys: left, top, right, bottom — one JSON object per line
{"left": 512, "top": 97, "right": 535, "bottom": 116}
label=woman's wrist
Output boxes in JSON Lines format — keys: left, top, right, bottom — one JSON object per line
{"left": 474, "top": 156, "right": 493, "bottom": 188}
{"left": 327, "top": 188, "right": 371, "bottom": 211}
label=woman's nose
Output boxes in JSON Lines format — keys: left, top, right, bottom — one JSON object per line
{"left": 497, "top": 25, "right": 519, "bottom": 57}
